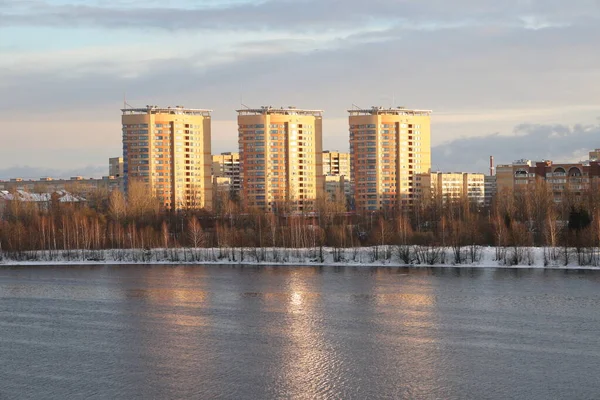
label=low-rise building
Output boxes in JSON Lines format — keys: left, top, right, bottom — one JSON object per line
{"left": 324, "top": 175, "right": 350, "bottom": 204}
{"left": 415, "top": 172, "right": 486, "bottom": 205}
{"left": 322, "top": 151, "right": 351, "bottom": 179}
{"left": 0, "top": 190, "right": 85, "bottom": 214}
{"left": 322, "top": 150, "right": 350, "bottom": 205}
{"left": 496, "top": 150, "right": 600, "bottom": 201}
{"left": 212, "top": 152, "right": 241, "bottom": 195}
{"left": 0, "top": 176, "right": 121, "bottom": 197}
{"left": 109, "top": 157, "right": 124, "bottom": 178}
{"left": 484, "top": 175, "right": 497, "bottom": 207}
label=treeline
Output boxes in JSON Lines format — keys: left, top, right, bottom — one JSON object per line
{"left": 1, "top": 180, "right": 600, "bottom": 266}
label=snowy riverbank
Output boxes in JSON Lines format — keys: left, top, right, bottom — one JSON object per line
{"left": 2, "top": 246, "right": 600, "bottom": 270}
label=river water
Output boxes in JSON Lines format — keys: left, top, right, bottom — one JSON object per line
{"left": 0, "top": 265, "right": 599, "bottom": 399}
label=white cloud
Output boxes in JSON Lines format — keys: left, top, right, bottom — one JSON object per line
{"left": 1, "top": 0, "right": 600, "bottom": 170}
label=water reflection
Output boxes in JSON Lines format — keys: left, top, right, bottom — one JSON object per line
{"left": 118, "top": 267, "right": 217, "bottom": 398}
{"left": 370, "top": 269, "right": 445, "bottom": 398}
{"left": 1, "top": 265, "right": 600, "bottom": 399}
{"left": 269, "top": 268, "right": 340, "bottom": 398}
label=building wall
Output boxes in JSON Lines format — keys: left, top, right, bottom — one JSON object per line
{"left": 238, "top": 107, "right": 323, "bottom": 212}
{"left": 109, "top": 157, "right": 124, "bottom": 177}
{"left": 496, "top": 160, "right": 534, "bottom": 193}
{"left": 484, "top": 175, "right": 497, "bottom": 206}
{"left": 415, "top": 172, "right": 485, "bottom": 205}
{"left": 122, "top": 106, "right": 213, "bottom": 210}
{"left": 464, "top": 173, "right": 485, "bottom": 205}
{"left": 496, "top": 156, "right": 600, "bottom": 202}
{"left": 324, "top": 175, "right": 350, "bottom": 203}
{"left": 349, "top": 107, "right": 431, "bottom": 211}
{"left": 322, "top": 151, "right": 351, "bottom": 179}
{"left": 212, "top": 152, "right": 241, "bottom": 192}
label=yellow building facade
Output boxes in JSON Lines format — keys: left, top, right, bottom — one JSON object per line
{"left": 348, "top": 107, "right": 431, "bottom": 211}
{"left": 415, "top": 172, "right": 486, "bottom": 205}
{"left": 237, "top": 107, "right": 324, "bottom": 212}
{"left": 212, "top": 152, "right": 241, "bottom": 193}
{"left": 322, "top": 151, "right": 351, "bottom": 179}
{"left": 121, "top": 105, "right": 212, "bottom": 210}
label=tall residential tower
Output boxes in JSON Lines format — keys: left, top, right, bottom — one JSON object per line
{"left": 349, "top": 106, "right": 431, "bottom": 211}
{"left": 237, "top": 106, "right": 323, "bottom": 212}
{"left": 121, "top": 105, "right": 212, "bottom": 210}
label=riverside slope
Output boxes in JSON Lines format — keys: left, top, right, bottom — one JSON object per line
{"left": 2, "top": 246, "right": 600, "bottom": 270}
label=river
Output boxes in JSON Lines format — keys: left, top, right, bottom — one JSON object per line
{"left": 1, "top": 265, "right": 599, "bottom": 399}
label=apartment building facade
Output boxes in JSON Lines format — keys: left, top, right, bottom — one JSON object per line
{"left": 109, "top": 157, "right": 124, "bottom": 178}
{"left": 322, "top": 150, "right": 351, "bottom": 204}
{"left": 349, "top": 107, "right": 431, "bottom": 211}
{"left": 415, "top": 172, "right": 486, "bottom": 205}
{"left": 237, "top": 106, "right": 323, "bottom": 212}
{"left": 496, "top": 151, "right": 600, "bottom": 202}
{"left": 212, "top": 152, "right": 241, "bottom": 193}
{"left": 484, "top": 175, "right": 497, "bottom": 207}
{"left": 322, "top": 150, "right": 351, "bottom": 178}
{"left": 121, "top": 105, "right": 212, "bottom": 210}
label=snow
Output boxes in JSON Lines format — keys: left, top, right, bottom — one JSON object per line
{"left": 2, "top": 246, "right": 600, "bottom": 270}
{"left": 0, "top": 190, "right": 84, "bottom": 203}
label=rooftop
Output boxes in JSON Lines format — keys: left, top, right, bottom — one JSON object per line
{"left": 348, "top": 106, "right": 432, "bottom": 116}
{"left": 237, "top": 106, "right": 323, "bottom": 117}
{"left": 122, "top": 105, "right": 212, "bottom": 116}
{"left": 0, "top": 190, "right": 85, "bottom": 203}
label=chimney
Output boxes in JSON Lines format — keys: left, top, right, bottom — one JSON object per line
{"left": 490, "top": 156, "right": 495, "bottom": 176}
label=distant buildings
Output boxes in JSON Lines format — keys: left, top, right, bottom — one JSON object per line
{"left": 212, "top": 152, "right": 241, "bottom": 194}
{"left": 484, "top": 175, "right": 497, "bottom": 207}
{"left": 109, "top": 157, "right": 124, "bottom": 178}
{"left": 415, "top": 172, "right": 486, "bottom": 206}
{"left": 324, "top": 175, "right": 350, "bottom": 204}
{"left": 237, "top": 106, "right": 324, "bottom": 212}
{"left": 496, "top": 149, "right": 600, "bottom": 202}
{"left": 0, "top": 190, "right": 85, "bottom": 213}
{"left": 322, "top": 150, "right": 351, "bottom": 179}
{"left": 121, "top": 105, "right": 213, "bottom": 210}
{"left": 349, "top": 107, "right": 432, "bottom": 211}
{"left": 322, "top": 150, "right": 351, "bottom": 203}
{"left": 0, "top": 176, "right": 120, "bottom": 197}
{"left": 19, "top": 102, "right": 600, "bottom": 215}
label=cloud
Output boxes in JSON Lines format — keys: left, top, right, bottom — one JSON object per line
{"left": 1, "top": 0, "right": 598, "bottom": 32}
{"left": 2, "top": 18, "right": 600, "bottom": 112}
{"left": 432, "top": 122, "right": 600, "bottom": 173}
{"left": 1, "top": 0, "right": 599, "bottom": 171}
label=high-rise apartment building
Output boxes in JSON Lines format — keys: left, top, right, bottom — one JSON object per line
{"left": 121, "top": 105, "right": 212, "bottom": 210}
{"left": 348, "top": 106, "right": 431, "bottom": 211}
{"left": 322, "top": 151, "right": 351, "bottom": 179}
{"left": 237, "top": 106, "right": 324, "bottom": 212}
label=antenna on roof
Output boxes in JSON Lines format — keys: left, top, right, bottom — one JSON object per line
{"left": 123, "top": 92, "right": 133, "bottom": 109}
{"left": 351, "top": 103, "right": 362, "bottom": 110}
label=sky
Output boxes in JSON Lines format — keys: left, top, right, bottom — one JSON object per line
{"left": 1, "top": 0, "right": 599, "bottom": 178}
